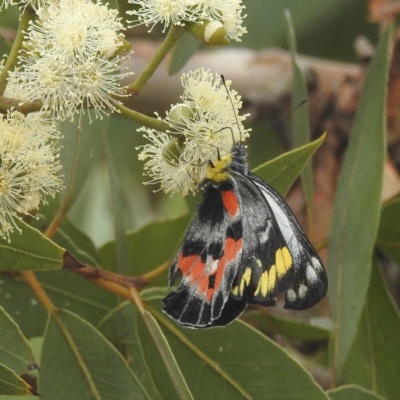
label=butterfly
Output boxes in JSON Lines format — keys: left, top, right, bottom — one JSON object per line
{"left": 162, "top": 141, "right": 328, "bottom": 328}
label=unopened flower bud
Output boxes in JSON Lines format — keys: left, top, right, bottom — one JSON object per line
{"left": 186, "top": 20, "right": 229, "bottom": 46}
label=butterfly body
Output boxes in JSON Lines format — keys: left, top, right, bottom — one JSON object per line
{"left": 162, "top": 143, "right": 328, "bottom": 328}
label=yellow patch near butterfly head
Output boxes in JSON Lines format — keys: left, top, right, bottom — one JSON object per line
{"left": 275, "top": 247, "right": 292, "bottom": 277}
{"left": 206, "top": 155, "right": 232, "bottom": 182}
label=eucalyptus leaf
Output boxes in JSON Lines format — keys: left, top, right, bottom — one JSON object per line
{"left": 0, "top": 270, "right": 117, "bottom": 338}
{"left": 99, "top": 302, "right": 163, "bottom": 400}
{"left": 286, "top": 10, "right": 314, "bottom": 221}
{"left": 33, "top": 213, "right": 99, "bottom": 266}
{"left": 342, "top": 262, "right": 400, "bottom": 400}
{"left": 252, "top": 134, "right": 325, "bottom": 196}
{"left": 103, "top": 138, "right": 131, "bottom": 274}
{"left": 327, "top": 26, "right": 391, "bottom": 379}
{"left": 40, "top": 309, "right": 149, "bottom": 399}
{"left": 151, "top": 305, "right": 329, "bottom": 399}
{"left": 243, "top": 310, "right": 330, "bottom": 342}
{"left": 99, "top": 300, "right": 329, "bottom": 400}
{"left": 0, "top": 220, "right": 64, "bottom": 272}
{"left": 58, "top": 112, "right": 108, "bottom": 214}
{"left": 376, "top": 199, "right": 400, "bottom": 265}
{"left": 0, "top": 363, "right": 33, "bottom": 396}
{"left": 137, "top": 311, "right": 194, "bottom": 400}
{"left": 0, "top": 306, "right": 36, "bottom": 374}
{"left": 327, "top": 385, "right": 385, "bottom": 400}
{"left": 98, "top": 214, "right": 191, "bottom": 281}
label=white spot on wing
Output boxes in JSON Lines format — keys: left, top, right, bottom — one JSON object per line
{"left": 298, "top": 284, "right": 308, "bottom": 298}
{"left": 206, "top": 257, "right": 219, "bottom": 275}
{"left": 306, "top": 264, "right": 318, "bottom": 283}
{"left": 286, "top": 289, "right": 297, "bottom": 302}
{"left": 259, "top": 231, "right": 269, "bottom": 245}
{"left": 311, "top": 257, "right": 323, "bottom": 271}
{"left": 259, "top": 221, "right": 272, "bottom": 244}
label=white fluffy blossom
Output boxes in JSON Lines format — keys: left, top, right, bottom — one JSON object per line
{"left": 137, "top": 68, "right": 250, "bottom": 195}
{"left": 8, "top": 0, "right": 133, "bottom": 121}
{"left": 0, "top": 111, "right": 63, "bottom": 241}
{"left": 128, "top": 0, "right": 246, "bottom": 41}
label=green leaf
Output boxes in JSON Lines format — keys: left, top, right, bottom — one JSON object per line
{"left": 33, "top": 213, "right": 99, "bottom": 266}
{"left": 243, "top": 310, "right": 330, "bottom": 342}
{"left": 286, "top": 10, "right": 314, "bottom": 222}
{"left": 376, "top": 198, "right": 400, "bottom": 265}
{"left": 108, "top": 299, "right": 328, "bottom": 399}
{"left": 327, "top": 385, "right": 385, "bottom": 400}
{"left": 169, "top": 33, "right": 201, "bottom": 75}
{"left": 40, "top": 309, "right": 149, "bottom": 399}
{"left": 51, "top": 218, "right": 99, "bottom": 266}
{"left": 0, "top": 270, "right": 117, "bottom": 338}
{"left": 98, "top": 214, "right": 191, "bottom": 280}
{"left": 57, "top": 112, "right": 108, "bottom": 214}
{"left": 137, "top": 311, "right": 194, "bottom": 400}
{"left": 0, "top": 363, "right": 33, "bottom": 396}
{"left": 327, "top": 26, "right": 391, "bottom": 379}
{"left": 103, "top": 138, "right": 130, "bottom": 274}
{"left": 0, "top": 306, "right": 36, "bottom": 374}
{"left": 0, "top": 220, "right": 64, "bottom": 271}
{"left": 99, "top": 302, "right": 163, "bottom": 400}
{"left": 252, "top": 134, "right": 325, "bottom": 196}
{"left": 342, "top": 262, "right": 400, "bottom": 400}
{"left": 151, "top": 304, "right": 328, "bottom": 399}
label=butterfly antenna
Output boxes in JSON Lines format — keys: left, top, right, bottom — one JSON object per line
{"left": 221, "top": 75, "right": 243, "bottom": 144}
{"left": 265, "top": 99, "right": 308, "bottom": 130}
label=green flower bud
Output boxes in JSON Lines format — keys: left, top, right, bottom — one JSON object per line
{"left": 186, "top": 20, "right": 230, "bottom": 46}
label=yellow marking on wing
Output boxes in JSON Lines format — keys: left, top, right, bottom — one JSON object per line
{"left": 268, "top": 265, "right": 276, "bottom": 293}
{"left": 253, "top": 248, "right": 293, "bottom": 298}
{"left": 206, "top": 155, "right": 232, "bottom": 182}
{"left": 260, "top": 271, "right": 269, "bottom": 297}
{"left": 254, "top": 268, "right": 276, "bottom": 298}
{"left": 254, "top": 273, "right": 262, "bottom": 296}
{"left": 232, "top": 285, "right": 239, "bottom": 296}
{"left": 276, "top": 247, "right": 293, "bottom": 277}
{"left": 282, "top": 247, "right": 293, "bottom": 268}
{"left": 275, "top": 249, "right": 286, "bottom": 277}
{"left": 239, "top": 267, "right": 252, "bottom": 296}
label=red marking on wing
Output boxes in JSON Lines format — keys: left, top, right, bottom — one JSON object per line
{"left": 206, "top": 237, "right": 243, "bottom": 302}
{"left": 177, "top": 236, "right": 243, "bottom": 303}
{"left": 177, "top": 252, "right": 209, "bottom": 296}
{"left": 222, "top": 190, "right": 239, "bottom": 217}
{"left": 177, "top": 253, "right": 200, "bottom": 275}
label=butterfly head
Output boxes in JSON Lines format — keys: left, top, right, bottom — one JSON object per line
{"left": 204, "top": 140, "right": 248, "bottom": 184}
{"left": 205, "top": 153, "right": 232, "bottom": 182}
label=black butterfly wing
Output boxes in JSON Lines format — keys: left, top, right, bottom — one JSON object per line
{"left": 162, "top": 179, "right": 246, "bottom": 328}
{"left": 230, "top": 171, "right": 297, "bottom": 306}
{"left": 243, "top": 172, "right": 328, "bottom": 310}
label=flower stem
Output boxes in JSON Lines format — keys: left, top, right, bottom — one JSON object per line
{"left": 126, "top": 24, "right": 185, "bottom": 95}
{"left": 0, "top": 9, "right": 35, "bottom": 94}
{"left": 116, "top": 103, "right": 170, "bottom": 131}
